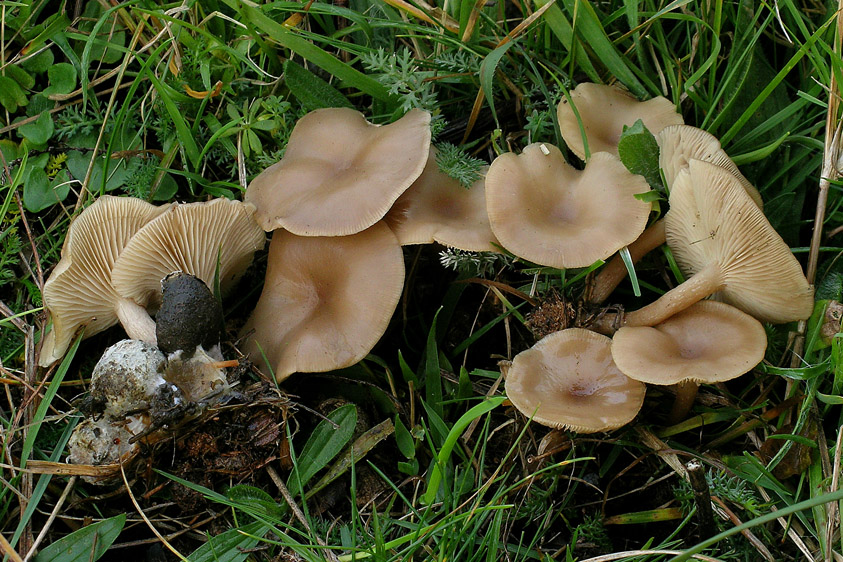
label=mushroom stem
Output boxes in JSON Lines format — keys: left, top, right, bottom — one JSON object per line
{"left": 588, "top": 219, "right": 667, "bottom": 304}
{"left": 624, "top": 261, "right": 725, "bottom": 327}
{"left": 669, "top": 381, "right": 700, "bottom": 424}
{"left": 115, "top": 298, "right": 157, "bottom": 344}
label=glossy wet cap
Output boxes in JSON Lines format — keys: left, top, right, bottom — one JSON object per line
{"left": 505, "top": 328, "right": 646, "bottom": 432}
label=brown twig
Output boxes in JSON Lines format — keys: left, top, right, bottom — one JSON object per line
{"left": 686, "top": 459, "right": 716, "bottom": 539}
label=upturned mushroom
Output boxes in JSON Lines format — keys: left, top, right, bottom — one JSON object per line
{"left": 504, "top": 328, "right": 646, "bottom": 432}
{"left": 619, "top": 159, "right": 813, "bottom": 328}
{"left": 111, "top": 198, "right": 265, "bottom": 319}
{"left": 557, "top": 83, "right": 683, "bottom": 160}
{"left": 240, "top": 222, "right": 405, "bottom": 381}
{"left": 485, "top": 143, "right": 651, "bottom": 269}
{"left": 385, "top": 147, "right": 499, "bottom": 252}
{"left": 657, "top": 124, "right": 763, "bottom": 207}
{"left": 40, "top": 196, "right": 170, "bottom": 367}
{"left": 611, "top": 300, "right": 767, "bottom": 423}
{"left": 245, "top": 107, "right": 432, "bottom": 236}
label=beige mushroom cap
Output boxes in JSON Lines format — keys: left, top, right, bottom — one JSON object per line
{"left": 111, "top": 198, "right": 266, "bottom": 309}
{"left": 657, "top": 124, "right": 763, "bottom": 207}
{"left": 485, "top": 144, "right": 652, "bottom": 268}
{"left": 612, "top": 301, "right": 767, "bottom": 385}
{"left": 505, "top": 328, "right": 646, "bottom": 432}
{"left": 385, "top": 148, "right": 499, "bottom": 251}
{"left": 240, "top": 222, "right": 405, "bottom": 382}
{"left": 245, "top": 108, "right": 431, "bottom": 236}
{"left": 557, "top": 83, "right": 683, "bottom": 160}
{"left": 40, "top": 196, "right": 169, "bottom": 367}
{"left": 665, "top": 159, "right": 813, "bottom": 324}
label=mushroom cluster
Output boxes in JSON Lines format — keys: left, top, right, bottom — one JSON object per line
{"left": 501, "top": 82, "right": 814, "bottom": 431}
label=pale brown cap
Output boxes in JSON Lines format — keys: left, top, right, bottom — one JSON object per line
{"left": 505, "top": 328, "right": 646, "bottom": 432}
{"left": 557, "top": 83, "right": 683, "bottom": 160}
{"left": 40, "top": 196, "right": 169, "bottom": 367}
{"left": 245, "top": 108, "right": 431, "bottom": 236}
{"left": 612, "top": 301, "right": 767, "bottom": 385}
{"left": 384, "top": 147, "right": 499, "bottom": 251}
{"left": 240, "top": 222, "right": 404, "bottom": 381}
{"left": 485, "top": 144, "right": 651, "bottom": 268}
{"left": 657, "top": 124, "right": 763, "bottom": 207}
{"left": 111, "top": 198, "right": 266, "bottom": 309}
{"left": 664, "top": 159, "right": 813, "bottom": 324}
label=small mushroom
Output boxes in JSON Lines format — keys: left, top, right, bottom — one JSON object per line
{"left": 240, "top": 222, "right": 405, "bottom": 381}
{"left": 245, "top": 108, "right": 432, "bottom": 236}
{"left": 485, "top": 143, "right": 651, "bottom": 269}
{"left": 504, "top": 328, "right": 646, "bottom": 432}
{"left": 385, "top": 147, "right": 499, "bottom": 252}
{"left": 557, "top": 83, "right": 683, "bottom": 160}
{"left": 622, "top": 159, "right": 813, "bottom": 327}
{"left": 40, "top": 196, "right": 170, "bottom": 367}
{"left": 611, "top": 300, "right": 767, "bottom": 423}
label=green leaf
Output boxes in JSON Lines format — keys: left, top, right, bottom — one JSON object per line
{"left": 23, "top": 167, "right": 70, "bottom": 212}
{"left": 226, "top": 484, "right": 284, "bottom": 522}
{"left": 33, "top": 514, "right": 125, "bottom": 562}
{"left": 394, "top": 415, "right": 416, "bottom": 459}
{"left": 187, "top": 521, "right": 269, "bottom": 562}
{"left": 287, "top": 403, "right": 357, "bottom": 493}
{"left": 420, "top": 396, "right": 506, "bottom": 505}
{"left": 284, "top": 59, "right": 353, "bottom": 110}
{"left": 5, "top": 64, "right": 35, "bottom": 90}
{"left": 145, "top": 72, "right": 202, "bottom": 168}
{"left": 534, "top": 0, "right": 600, "bottom": 82}
{"left": 22, "top": 48, "right": 54, "bottom": 73}
{"left": 42, "top": 62, "right": 77, "bottom": 96}
{"left": 19, "top": 112, "right": 54, "bottom": 145}
{"left": 617, "top": 119, "right": 662, "bottom": 190}
{"left": 479, "top": 41, "right": 516, "bottom": 126}
{"left": 424, "top": 308, "right": 444, "bottom": 419}
{"left": 224, "top": 0, "right": 394, "bottom": 104}
{"left": 0, "top": 76, "right": 29, "bottom": 112}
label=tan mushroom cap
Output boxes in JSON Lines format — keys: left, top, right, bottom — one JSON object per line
{"left": 557, "top": 82, "right": 683, "bottom": 160}
{"left": 245, "top": 107, "right": 431, "bottom": 236}
{"left": 485, "top": 144, "right": 652, "bottom": 268}
{"left": 624, "top": 159, "right": 814, "bottom": 327}
{"left": 240, "top": 222, "right": 405, "bottom": 382}
{"left": 40, "top": 196, "right": 170, "bottom": 367}
{"left": 111, "top": 198, "right": 265, "bottom": 309}
{"left": 657, "top": 124, "right": 763, "bottom": 207}
{"left": 505, "top": 328, "right": 645, "bottom": 432}
{"left": 612, "top": 301, "right": 767, "bottom": 385}
{"left": 384, "top": 147, "right": 499, "bottom": 251}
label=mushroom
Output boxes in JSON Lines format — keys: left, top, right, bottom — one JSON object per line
{"left": 240, "top": 222, "right": 405, "bottom": 381}
{"left": 485, "top": 143, "right": 652, "bottom": 269}
{"left": 39, "top": 196, "right": 170, "bottom": 367}
{"left": 620, "top": 159, "right": 813, "bottom": 327}
{"left": 245, "top": 107, "right": 432, "bottom": 236}
{"left": 557, "top": 83, "right": 683, "bottom": 160}
{"left": 111, "top": 198, "right": 265, "bottom": 322}
{"left": 611, "top": 300, "right": 767, "bottom": 423}
{"left": 657, "top": 124, "right": 763, "bottom": 207}
{"left": 504, "top": 328, "right": 646, "bottom": 432}
{"left": 384, "top": 147, "right": 499, "bottom": 252}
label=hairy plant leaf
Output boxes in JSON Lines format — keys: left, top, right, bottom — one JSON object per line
{"left": 187, "top": 521, "right": 269, "bottom": 562}
{"left": 284, "top": 59, "right": 353, "bottom": 110}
